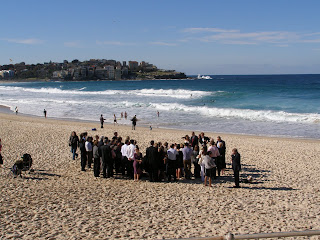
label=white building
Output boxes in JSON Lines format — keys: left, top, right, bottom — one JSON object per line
{"left": 104, "top": 65, "right": 115, "bottom": 80}
{"left": 0, "top": 70, "right": 14, "bottom": 78}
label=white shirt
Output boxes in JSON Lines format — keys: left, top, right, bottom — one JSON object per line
{"left": 127, "top": 144, "right": 135, "bottom": 160}
{"left": 121, "top": 144, "right": 128, "bottom": 158}
{"left": 85, "top": 141, "right": 92, "bottom": 151}
{"left": 167, "top": 148, "right": 178, "bottom": 160}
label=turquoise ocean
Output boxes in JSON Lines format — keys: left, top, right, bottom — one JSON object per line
{"left": 0, "top": 74, "right": 319, "bottom": 139}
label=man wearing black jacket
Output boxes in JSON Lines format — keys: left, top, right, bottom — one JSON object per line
{"left": 146, "top": 140, "right": 159, "bottom": 182}
{"left": 99, "top": 138, "right": 113, "bottom": 178}
{"left": 190, "top": 131, "right": 199, "bottom": 149}
{"left": 231, "top": 148, "right": 241, "bottom": 188}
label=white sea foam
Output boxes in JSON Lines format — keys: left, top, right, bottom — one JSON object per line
{"left": 0, "top": 86, "right": 214, "bottom": 99}
{"left": 150, "top": 103, "right": 320, "bottom": 123}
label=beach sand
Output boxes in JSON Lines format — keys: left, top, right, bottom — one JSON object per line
{"left": 0, "top": 112, "right": 319, "bottom": 239}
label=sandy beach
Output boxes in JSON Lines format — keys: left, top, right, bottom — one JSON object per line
{"left": 0, "top": 112, "right": 319, "bottom": 239}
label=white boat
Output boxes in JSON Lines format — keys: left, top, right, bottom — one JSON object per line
{"left": 197, "top": 74, "right": 212, "bottom": 80}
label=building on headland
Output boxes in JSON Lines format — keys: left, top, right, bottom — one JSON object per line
{"left": 0, "top": 70, "right": 15, "bottom": 79}
{"left": 0, "top": 58, "right": 186, "bottom": 81}
{"left": 115, "top": 68, "right": 122, "bottom": 80}
{"left": 95, "top": 68, "right": 108, "bottom": 79}
{"left": 129, "top": 61, "right": 139, "bottom": 71}
{"left": 104, "top": 65, "right": 115, "bottom": 80}
{"left": 52, "top": 70, "right": 68, "bottom": 79}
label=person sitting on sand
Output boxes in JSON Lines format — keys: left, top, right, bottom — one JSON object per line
{"left": 133, "top": 146, "right": 143, "bottom": 181}
{"left": 202, "top": 150, "right": 216, "bottom": 187}
{"left": 231, "top": 148, "right": 241, "bottom": 188}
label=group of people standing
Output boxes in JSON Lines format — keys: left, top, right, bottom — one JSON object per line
{"left": 100, "top": 113, "right": 137, "bottom": 130}
{"left": 68, "top": 131, "right": 242, "bottom": 187}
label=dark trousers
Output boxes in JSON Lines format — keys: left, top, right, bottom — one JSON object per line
{"left": 234, "top": 170, "right": 240, "bottom": 187}
{"left": 101, "top": 123, "right": 103, "bottom": 128}
{"left": 81, "top": 153, "right": 87, "bottom": 171}
{"left": 103, "top": 160, "right": 114, "bottom": 178}
{"left": 211, "top": 167, "right": 217, "bottom": 179}
{"left": 167, "top": 160, "right": 177, "bottom": 182}
{"left": 114, "top": 157, "right": 121, "bottom": 173}
{"left": 126, "top": 159, "right": 134, "bottom": 178}
{"left": 93, "top": 157, "right": 100, "bottom": 177}
{"left": 87, "top": 151, "right": 93, "bottom": 168}
{"left": 193, "top": 162, "right": 201, "bottom": 178}
{"left": 149, "top": 168, "right": 158, "bottom": 182}
{"left": 121, "top": 157, "right": 128, "bottom": 175}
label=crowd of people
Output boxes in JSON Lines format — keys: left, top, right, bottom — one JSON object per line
{"left": 68, "top": 131, "right": 242, "bottom": 188}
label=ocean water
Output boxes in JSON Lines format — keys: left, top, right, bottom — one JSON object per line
{"left": 0, "top": 75, "right": 319, "bottom": 139}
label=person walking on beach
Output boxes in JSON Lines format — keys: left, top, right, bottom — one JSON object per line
{"left": 131, "top": 115, "right": 137, "bottom": 130}
{"left": 113, "top": 114, "right": 117, "bottom": 126}
{"left": 93, "top": 140, "right": 100, "bottom": 177}
{"left": 15, "top": 106, "right": 18, "bottom": 115}
{"left": 100, "top": 114, "right": 105, "bottom": 128}
{"left": 231, "top": 148, "right": 241, "bottom": 188}
{"left": 202, "top": 150, "right": 216, "bottom": 187}
{"left": 43, "top": 109, "right": 47, "bottom": 118}
{"left": 69, "top": 131, "right": 79, "bottom": 160}
{"left": 124, "top": 111, "right": 127, "bottom": 119}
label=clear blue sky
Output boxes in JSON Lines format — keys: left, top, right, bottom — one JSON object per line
{"left": 1, "top": 0, "right": 320, "bottom": 74}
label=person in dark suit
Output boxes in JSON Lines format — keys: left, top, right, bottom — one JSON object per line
{"left": 216, "top": 136, "right": 226, "bottom": 176}
{"left": 146, "top": 140, "right": 159, "bottom": 182}
{"left": 231, "top": 148, "right": 241, "bottom": 188}
{"left": 99, "top": 138, "right": 113, "bottom": 178}
{"left": 199, "top": 132, "right": 210, "bottom": 146}
{"left": 190, "top": 131, "right": 199, "bottom": 149}
{"left": 79, "top": 134, "right": 87, "bottom": 171}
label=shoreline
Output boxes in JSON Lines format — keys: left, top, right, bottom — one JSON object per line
{"left": 0, "top": 107, "right": 319, "bottom": 143}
